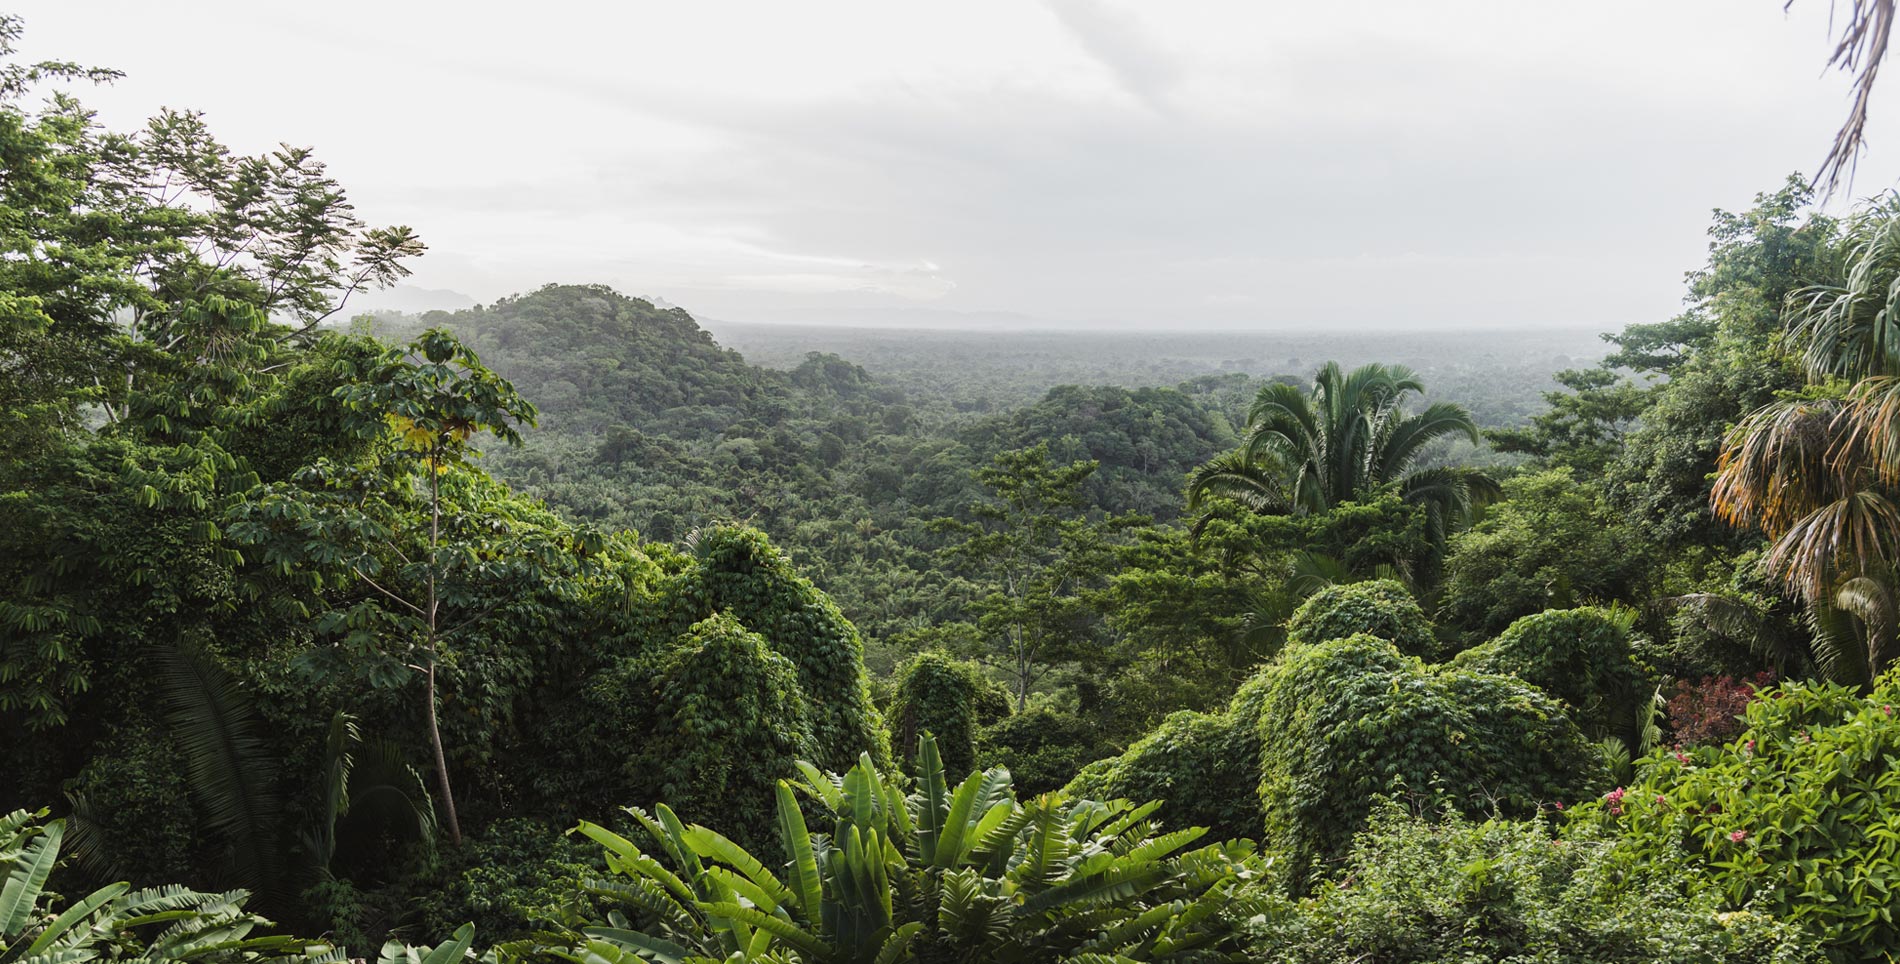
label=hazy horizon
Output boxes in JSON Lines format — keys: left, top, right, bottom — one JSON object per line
{"left": 16, "top": 2, "right": 1895, "bottom": 331}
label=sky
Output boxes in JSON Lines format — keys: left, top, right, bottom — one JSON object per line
{"left": 12, "top": 1, "right": 1900, "bottom": 330}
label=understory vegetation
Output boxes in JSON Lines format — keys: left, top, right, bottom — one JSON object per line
{"left": 10, "top": 17, "right": 1900, "bottom": 964}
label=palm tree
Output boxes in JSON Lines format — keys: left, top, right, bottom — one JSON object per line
{"left": 1188, "top": 362, "right": 1496, "bottom": 585}
{"left": 1713, "top": 192, "right": 1900, "bottom": 683}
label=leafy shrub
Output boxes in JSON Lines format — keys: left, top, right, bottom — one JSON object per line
{"left": 1285, "top": 579, "right": 1437, "bottom": 658}
{"left": 1258, "top": 634, "right": 1608, "bottom": 890}
{"left": 1454, "top": 607, "right": 1654, "bottom": 747}
{"left": 977, "top": 702, "right": 1116, "bottom": 795}
{"left": 1575, "top": 674, "right": 1900, "bottom": 962}
{"left": 1667, "top": 672, "right": 1773, "bottom": 745}
{"left": 663, "top": 525, "right": 890, "bottom": 771}
{"left": 629, "top": 614, "right": 814, "bottom": 846}
{"left": 1, "top": 809, "right": 334, "bottom": 964}
{"left": 1437, "top": 469, "right": 1657, "bottom": 641}
{"left": 886, "top": 651, "right": 987, "bottom": 774}
{"left": 1244, "top": 803, "right": 1816, "bottom": 964}
{"left": 565, "top": 733, "right": 1263, "bottom": 962}
{"left": 407, "top": 816, "right": 601, "bottom": 944}
{"left": 61, "top": 721, "right": 200, "bottom": 886}
{"left": 1648, "top": 549, "right": 1812, "bottom": 681}
{"left": 1065, "top": 672, "right": 1275, "bottom": 843}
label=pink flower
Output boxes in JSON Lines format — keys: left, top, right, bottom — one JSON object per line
{"left": 1884, "top": 705, "right": 1893, "bottom": 718}
{"left": 1605, "top": 787, "right": 1626, "bottom": 804}
{"left": 1675, "top": 751, "right": 1692, "bottom": 765}
{"left": 1553, "top": 801, "right": 1565, "bottom": 811}
{"left": 1745, "top": 740, "right": 1755, "bottom": 751}
{"left": 1729, "top": 830, "right": 1747, "bottom": 843}
{"left": 1610, "top": 805, "right": 1624, "bottom": 816}
{"left": 1655, "top": 794, "right": 1667, "bottom": 806}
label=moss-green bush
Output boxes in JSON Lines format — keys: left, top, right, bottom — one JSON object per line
{"left": 1574, "top": 674, "right": 1900, "bottom": 962}
{"left": 1064, "top": 673, "right": 1275, "bottom": 842}
{"left": 1285, "top": 579, "right": 1437, "bottom": 658}
{"left": 978, "top": 703, "right": 1117, "bottom": 795}
{"left": 533, "top": 527, "right": 886, "bottom": 838}
{"left": 406, "top": 816, "right": 602, "bottom": 944}
{"left": 1257, "top": 634, "right": 1607, "bottom": 890}
{"left": 663, "top": 525, "right": 890, "bottom": 770}
{"left": 887, "top": 651, "right": 987, "bottom": 774}
{"left": 629, "top": 613, "right": 814, "bottom": 845}
{"left": 1244, "top": 803, "right": 1816, "bottom": 964}
{"left": 1455, "top": 606, "right": 1653, "bottom": 746}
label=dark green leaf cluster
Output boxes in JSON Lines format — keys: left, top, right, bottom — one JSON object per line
{"left": 563, "top": 733, "right": 1263, "bottom": 962}
{"left": 973, "top": 704, "right": 1118, "bottom": 796}
{"left": 658, "top": 525, "right": 891, "bottom": 773}
{"left": 1064, "top": 673, "right": 1278, "bottom": 845}
{"left": 1, "top": 809, "right": 340, "bottom": 964}
{"left": 1438, "top": 470, "right": 1658, "bottom": 640}
{"left": 886, "top": 651, "right": 996, "bottom": 775}
{"left": 624, "top": 614, "right": 814, "bottom": 846}
{"left": 405, "top": 817, "right": 603, "bottom": 947}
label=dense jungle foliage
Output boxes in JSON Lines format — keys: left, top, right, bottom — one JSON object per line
{"left": 10, "top": 17, "right": 1900, "bottom": 964}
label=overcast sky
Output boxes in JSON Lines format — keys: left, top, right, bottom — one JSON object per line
{"left": 13, "top": 2, "right": 1899, "bottom": 329}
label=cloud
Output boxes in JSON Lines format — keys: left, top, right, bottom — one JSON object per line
{"left": 1043, "top": 0, "right": 1180, "bottom": 109}
{"left": 24, "top": 0, "right": 1898, "bottom": 329}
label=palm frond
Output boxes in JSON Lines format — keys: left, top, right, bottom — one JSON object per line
{"left": 153, "top": 643, "right": 286, "bottom": 903}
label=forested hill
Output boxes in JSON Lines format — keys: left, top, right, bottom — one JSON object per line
{"left": 373, "top": 284, "right": 1245, "bottom": 650}
{"left": 397, "top": 284, "right": 796, "bottom": 433}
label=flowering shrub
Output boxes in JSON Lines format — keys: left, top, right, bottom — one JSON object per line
{"left": 1666, "top": 671, "right": 1774, "bottom": 745}
{"left": 1573, "top": 673, "right": 1900, "bottom": 962}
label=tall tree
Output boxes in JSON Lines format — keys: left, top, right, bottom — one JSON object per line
{"left": 932, "top": 444, "right": 1132, "bottom": 710}
{"left": 227, "top": 329, "right": 547, "bottom": 845}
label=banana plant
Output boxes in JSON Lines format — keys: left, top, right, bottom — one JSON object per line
{"left": 561, "top": 734, "right": 1262, "bottom": 964}
{"left": 1, "top": 809, "right": 341, "bottom": 964}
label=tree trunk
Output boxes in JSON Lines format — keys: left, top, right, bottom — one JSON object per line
{"left": 424, "top": 459, "right": 462, "bottom": 845}
{"left": 1015, "top": 635, "right": 1029, "bottom": 713}
{"left": 425, "top": 662, "right": 462, "bottom": 846}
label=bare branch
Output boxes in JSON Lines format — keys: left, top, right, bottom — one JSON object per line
{"left": 349, "top": 564, "right": 426, "bottom": 618}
